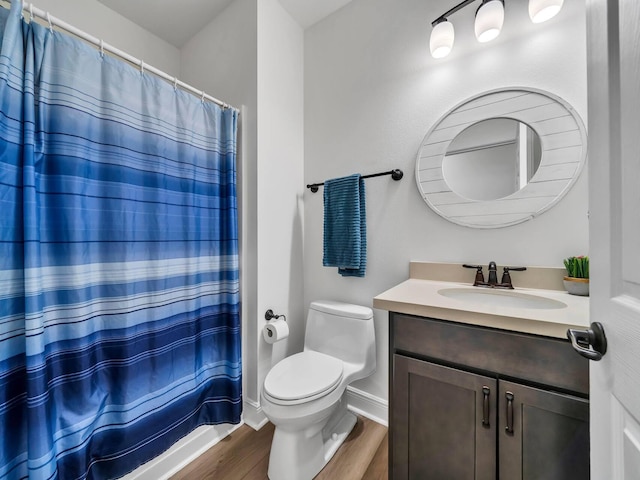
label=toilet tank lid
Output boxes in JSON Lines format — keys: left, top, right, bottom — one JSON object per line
{"left": 309, "top": 300, "right": 373, "bottom": 320}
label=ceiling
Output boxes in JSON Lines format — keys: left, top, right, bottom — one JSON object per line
{"left": 278, "top": 0, "right": 353, "bottom": 29}
{"left": 98, "top": 0, "right": 354, "bottom": 48}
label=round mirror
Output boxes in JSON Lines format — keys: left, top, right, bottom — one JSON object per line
{"left": 415, "top": 88, "right": 587, "bottom": 228}
{"left": 442, "top": 118, "right": 542, "bottom": 201}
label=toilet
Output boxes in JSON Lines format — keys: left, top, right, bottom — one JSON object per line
{"left": 261, "top": 300, "right": 376, "bottom": 480}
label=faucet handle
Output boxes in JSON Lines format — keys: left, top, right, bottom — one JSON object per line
{"left": 500, "top": 266, "right": 527, "bottom": 289}
{"left": 504, "top": 266, "right": 527, "bottom": 272}
{"left": 463, "top": 264, "right": 485, "bottom": 286}
{"left": 463, "top": 264, "right": 484, "bottom": 270}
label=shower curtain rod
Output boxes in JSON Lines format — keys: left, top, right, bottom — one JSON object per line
{"left": 8, "top": 1, "right": 239, "bottom": 112}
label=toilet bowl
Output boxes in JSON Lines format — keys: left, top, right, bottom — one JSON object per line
{"left": 261, "top": 300, "right": 376, "bottom": 480}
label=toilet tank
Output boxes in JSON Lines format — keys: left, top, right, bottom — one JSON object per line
{"left": 304, "top": 300, "right": 376, "bottom": 373}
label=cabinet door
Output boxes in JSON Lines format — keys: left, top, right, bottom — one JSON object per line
{"left": 393, "top": 355, "right": 497, "bottom": 480}
{"left": 499, "top": 380, "right": 589, "bottom": 480}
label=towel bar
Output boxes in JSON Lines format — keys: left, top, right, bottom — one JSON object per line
{"left": 306, "top": 169, "right": 403, "bottom": 193}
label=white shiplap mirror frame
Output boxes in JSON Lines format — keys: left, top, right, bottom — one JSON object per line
{"left": 415, "top": 88, "right": 587, "bottom": 228}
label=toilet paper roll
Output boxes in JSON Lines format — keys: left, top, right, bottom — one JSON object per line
{"left": 263, "top": 319, "right": 289, "bottom": 344}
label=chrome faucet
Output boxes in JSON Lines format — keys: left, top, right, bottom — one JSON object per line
{"left": 463, "top": 262, "right": 527, "bottom": 289}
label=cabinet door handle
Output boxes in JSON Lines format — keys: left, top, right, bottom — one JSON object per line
{"left": 505, "top": 391, "right": 514, "bottom": 435}
{"left": 482, "top": 386, "right": 490, "bottom": 427}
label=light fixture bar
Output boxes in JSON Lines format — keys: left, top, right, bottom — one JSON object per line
{"left": 431, "top": 0, "right": 477, "bottom": 26}
{"left": 430, "top": 0, "right": 564, "bottom": 59}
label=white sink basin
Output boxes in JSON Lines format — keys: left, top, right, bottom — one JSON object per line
{"left": 438, "top": 288, "right": 567, "bottom": 310}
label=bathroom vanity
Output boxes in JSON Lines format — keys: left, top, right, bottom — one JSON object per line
{"left": 374, "top": 262, "right": 590, "bottom": 480}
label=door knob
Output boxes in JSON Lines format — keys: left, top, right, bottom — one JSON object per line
{"left": 566, "top": 322, "right": 607, "bottom": 361}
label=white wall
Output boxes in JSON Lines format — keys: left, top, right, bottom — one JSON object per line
{"left": 32, "top": 0, "right": 180, "bottom": 75}
{"left": 304, "top": 0, "right": 588, "bottom": 403}
{"left": 256, "top": 0, "right": 305, "bottom": 393}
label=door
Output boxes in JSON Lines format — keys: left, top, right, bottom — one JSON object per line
{"left": 587, "top": 0, "right": 640, "bottom": 478}
{"left": 393, "top": 355, "right": 496, "bottom": 480}
{"left": 498, "top": 380, "right": 590, "bottom": 480}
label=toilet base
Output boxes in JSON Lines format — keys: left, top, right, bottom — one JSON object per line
{"left": 321, "top": 406, "right": 357, "bottom": 466}
{"left": 266, "top": 398, "right": 357, "bottom": 480}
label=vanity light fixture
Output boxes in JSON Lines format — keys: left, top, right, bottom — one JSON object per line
{"left": 430, "top": 19, "right": 455, "bottom": 58}
{"left": 528, "top": 0, "right": 564, "bottom": 23}
{"left": 474, "top": 0, "right": 505, "bottom": 43}
{"left": 429, "top": 0, "right": 564, "bottom": 58}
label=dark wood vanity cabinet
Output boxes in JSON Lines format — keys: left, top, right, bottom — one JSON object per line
{"left": 390, "top": 312, "right": 590, "bottom": 480}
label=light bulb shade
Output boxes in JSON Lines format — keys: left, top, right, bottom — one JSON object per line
{"left": 529, "top": 0, "right": 564, "bottom": 23}
{"left": 430, "top": 20, "right": 455, "bottom": 58}
{"left": 474, "top": 0, "right": 504, "bottom": 43}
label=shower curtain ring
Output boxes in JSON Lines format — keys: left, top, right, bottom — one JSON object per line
{"left": 140, "top": 60, "right": 145, "bottom": 75}
{"left": 173, "top": 77, "right": 178, "bottom": 91}
{"left": 46, "top": 12, "right": 53, "bottom": 33}
{"left": 201, "top": 91, "right": 206, "bottom": 103}
{"left": 100, "top": 39, "right": 105, "bottom": 58}
{"left": 29, "top": 3, "right": 33, "bottom": 22}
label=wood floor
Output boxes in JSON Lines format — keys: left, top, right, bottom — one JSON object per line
{"left": 171, "top": 416, "right": 388, "bottom": 480}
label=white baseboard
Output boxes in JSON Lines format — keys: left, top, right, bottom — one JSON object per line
{"left": 120, "top": 422, "right": 243, "bottom": 480}
{"left": 346, "top": 386, "right": 388, "bottom": 426}
{"left": 243, "top": 398, "right": 269, "bottom": 430}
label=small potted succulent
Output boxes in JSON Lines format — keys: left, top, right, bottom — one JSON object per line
{"left": 563, "top": 256, "right": 589, "bottom": 296}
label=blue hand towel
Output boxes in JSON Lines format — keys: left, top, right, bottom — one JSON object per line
{"left": 322, "top": 174, "right": 367, "bottom": 277}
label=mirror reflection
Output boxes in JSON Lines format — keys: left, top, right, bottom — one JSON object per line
{"left": 442, "top": 118, "right": 542, "bottom": 201}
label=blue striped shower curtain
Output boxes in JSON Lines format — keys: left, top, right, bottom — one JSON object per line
{"left": 0, "top": 3, "right": 241, "bottom": 479}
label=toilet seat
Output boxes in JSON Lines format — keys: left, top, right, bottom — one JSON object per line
{"left": 263, "top": 351, "right": 344, "bottom": 405}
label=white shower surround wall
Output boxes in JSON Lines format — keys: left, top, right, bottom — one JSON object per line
{"left": 304, "top": 0, "right": 588, "bottom": 406}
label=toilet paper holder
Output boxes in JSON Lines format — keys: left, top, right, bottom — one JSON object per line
{"left": 265, "top": 309, "right": 286, "bottom": 322}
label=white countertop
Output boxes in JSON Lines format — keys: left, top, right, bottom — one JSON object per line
{"left": 373, "top": 278, "right": 590, "bottom": 339}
